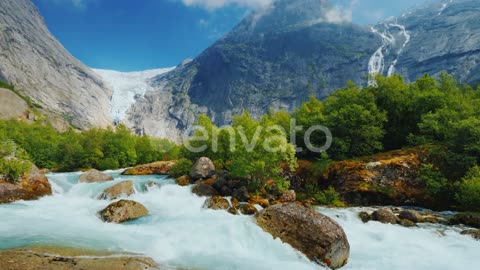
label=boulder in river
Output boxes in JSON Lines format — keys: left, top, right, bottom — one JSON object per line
{"left": 0, "top": 245, "right": 160, "bottom": 270}
{"left": 399, "top": 209, "right": 423, "bottom": 223}
{"left": 240, "top": 203, "right": 258, "bottom": 215}
{"left": 189, "top": 157, "right": 216, "bottom": 180}
{"left": 176, "top": 175, "right": 190, "bottom": 186}
{"left": 98, "top": 200, "right": 148, "bottom": 223}
{"left": 203, "top": 196, "right": 230, "bottom": 210}
{"left": 372, "top": 208, "right": 399, "bottom": 224}
{"left": 192, "top": 183, "right": 219, "bottom": 197}
{"left": 122, "top": 160, "right": 177, "bottom": 175}
{"left": 255, "top": 203, "right": 350, "bottom": 268}
{"left": 450, "top": 213, "right": 480, "bottom": 229}
{"left": 249, "top": 195, "right": 270, "bottom": 208}
{"left": 0, "top": 164, "right": 52, "bottom": 204}
{"left": 461, "top": 229, "right": 480, "bottom": 240}
{"left": 98, "top": 181, "right": 134, "bottom": 200}
{"left": 79, "top": 169, "right": 113, "bottom": 183}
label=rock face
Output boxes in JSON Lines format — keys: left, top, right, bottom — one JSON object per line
{"left": 0, "top": 0, "right": 112, "bottom": 128}
{"left": 325, "top": 148, "right": 430, "bottom": 206}
{"left": 189, "top": 157, "right": 216, "bottom": 180}
{"left": 256, "top": 203, "right": 350, "bottom": 268}
{"left": 79, "top": 169, "right": 114, "bottom": 183}
{"left": 0, "top": 165, "right": 52, "bottom": 204}
{"left": 0, "top": 245, "right": 160, "bottom": 270}
{"left": 202, "top": 196, "right": 230, "bottom": 210}
{"left": 98, "top": 181, "right": 135, "bottom": 200}
{"left": 0, "top": 88, "right": 29, "bottom": 120}
{"left": 98, "top": 200, "right": 148, "bottom": 223}
{"left": 122, "top": 160, "right": 177, "bottom": 175}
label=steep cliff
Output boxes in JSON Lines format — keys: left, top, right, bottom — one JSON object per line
{"left": 0, "top": 0, "right": 112, "bottom": 128}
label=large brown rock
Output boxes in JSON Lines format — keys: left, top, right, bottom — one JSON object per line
{"left": 79, "top": 169, "right": 113, "bottom": 183}
{"left": 122, "top": 160, "right": 177, "bottom": 175}
{"left": 240, "top": 203, "right": 258, "bottom": 215}
{"left": 98, "top": 181, "right": 134, "bottom": 200}
{"left": 256, "top": 203, "right": 350, "bottom": 268}
{"left": 399, "top": 209, "right": 423, "bottom": 223}
{"left": 372, "top": 208, "right": 398, "bottom": 224}
{"left": 98, "top": 200, "right": 148, "bottom": 223}
{"left": 176, "top": 175, "right": 190, "bottom": 186}
{"left": 189, "top": 157, "right": 215, "bottom": 180}
{"left": 202, "top": 196, "right": 230, "bottom": 210}
{"left": 0, "top": 165, "right": 52, "bottom": 204}
{"left": 0, "top": 245, "right": 161, "bottom": 270}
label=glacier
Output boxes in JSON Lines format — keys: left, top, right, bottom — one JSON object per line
{"left": 93, "top": 67, "right": 174, "bottom": 123}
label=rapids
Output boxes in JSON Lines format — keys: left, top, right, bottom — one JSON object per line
{"left": 0, "top": 171, "right": 478, "bottom": 270}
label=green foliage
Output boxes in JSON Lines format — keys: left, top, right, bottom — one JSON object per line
{"left": 169, "top": 158, "right": 193, "bottom": 178}
{"left": 456, "top": 166, "right": 480, "bottom": 211}
{"left": 313, "top": 187, "right": 344, "bottom": 207}
{"left": 419, "top": 164, "right": 450, "bottom": 199}
{"left": 0, "top": 120, "right": 177, "bottom": 171}
{"left": 0, "top": 158, "right": 32, "bottom": 183}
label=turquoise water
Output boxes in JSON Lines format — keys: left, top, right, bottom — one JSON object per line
{"left": 0, "top": 171, "right": 479, "bottom": 270}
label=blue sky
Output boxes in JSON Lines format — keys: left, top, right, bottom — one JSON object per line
{"left": 33, "top": 0, "right": 429, "bottom": 71}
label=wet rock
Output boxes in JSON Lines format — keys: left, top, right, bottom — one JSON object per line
{"left": 176, "top": 175, "right": 190, "bottom": 186}
{"left": 192, "top": 183, "right": 219, "bottom": 197}
{"left": 202, "top": 196, "right": 230, "bottom": 210}
{"left": 372, "top": 208, "right": 398, "bottom": 224}
{"left": 264, "top": 179, "right": 282, "bottom": 199}
{"left": 227, "top": 207, "right": 239, "bottom": 215}
{"left": 79, "top": 169, "right": 113, "bottom": 183}
{"left": 142, "top": 181, "right": 159, "bottom": 191}
{"left": 255, "top": 203, "right": 350, "bottom": 268}
{"left": 399, "top": 219, "right": 417, "bottom": 227}
{"left": 423, "top": 216, "right": 440, "bottom": 224}
{"left": 249, "top": 195, "right": 270, "bottom": 208}
{"left": 189, "top": 157, "right": 215, "bottom": 180}
{"left": 98, "top": 200, "right": 148, "bottom": 223}
{"left": 195, "top": 177, "right": 217, "bottom": 186}
{"left": 231, "top": 197, "right": 240, "bottom": 209}
{"left": 359, "top": 212, "right": 371, "bottom": 223}
{"left": 122, "top": 160, "right": 177, "bottom": 175}
{"left": 0, "top": 165, "right": 52, "bottom": 204}
{"left": 0, "top": 245, "right": 161, "bottom": 270}
{"left": 450, "top": 213, "right": 480, "bottom": 229}
{"left": 461, "top": 229, "right": 480, "bottom": 240}
{"left": 399, "top": 209, "right": 423, "bottom": 223}
{"left": 232, "top": 186, "right": 250, "bottom": 202}
{"left": 279, "top": 190, "right": 296, "bottom": 203}
{"left": 98, "top": 181, "right": 134, "bottom": 200}
{"left": 240, "top": 204, "right": 258, "bottom": 215}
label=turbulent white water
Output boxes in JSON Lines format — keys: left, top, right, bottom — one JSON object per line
{"left": 93, "top": 68, "right": 174, "bottom": 123}
{"left": 0, "top": 172, "right": 479, "bottom": 270}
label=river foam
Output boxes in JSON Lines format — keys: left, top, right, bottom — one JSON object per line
{"left": 0, "top": 172, "right": 478, "bottom": 270}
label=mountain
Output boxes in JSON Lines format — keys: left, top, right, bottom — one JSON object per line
{"left": 0, "top": 0, "right": 112, "bottom": 128}
{"left": 127, "top": 0, "right": 380, "bottom": 139}
{"left": 370, "top": 0, "right": 480, "bottom": 85}
{"left": 127, "top": 0, "right": 480, "bottom": 141}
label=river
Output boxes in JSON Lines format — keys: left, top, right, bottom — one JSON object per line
{"left": 0, "top": 171, "right": 478, "bottom": 270}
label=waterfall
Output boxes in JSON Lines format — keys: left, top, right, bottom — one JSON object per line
{"left": 387, "top": 23, "right": 411, "bottom": 76}
{"left": 368, "top": 25, "right": 395, "bottom": 86}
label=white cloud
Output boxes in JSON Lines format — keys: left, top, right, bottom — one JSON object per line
{"left": 181, "top": 0, "right": 272, "bottom": 10}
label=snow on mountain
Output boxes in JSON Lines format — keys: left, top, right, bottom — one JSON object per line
{"left": 93, "top": 67, "right": 174, "bottom": 123}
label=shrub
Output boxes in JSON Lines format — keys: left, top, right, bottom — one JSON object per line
{"left": 212, "top": 159, "right": 225, "bottom": 171}
{"left": 456, "top": 166, "right": 480, "bottom": 211}
{"left": 169, "top": 158, "right": 193, "bottom": 177}
{"left": 97, "top": 158, "right": 120, "bottom": 171}
{"left": 0, "top": 158, "right": 32, "bottom": 183}
{"left": 313, "top": 187, "right": 345, "bottom": 207}
{"left": 418, "top": 164, "right": 453, "bottom": 208}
